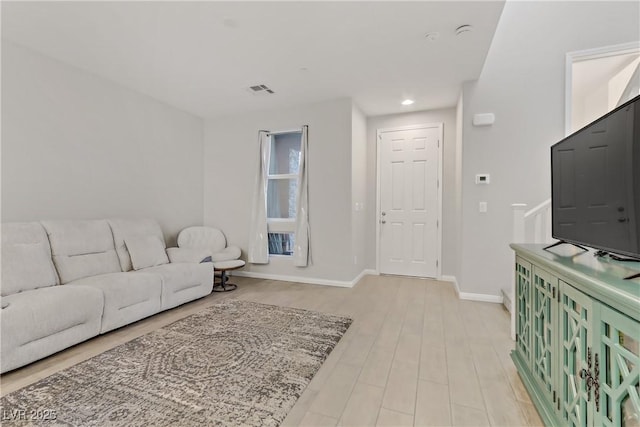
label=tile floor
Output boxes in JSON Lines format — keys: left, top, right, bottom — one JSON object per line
{"left": 1, "top": 274, "right": 544, "bottom": 426}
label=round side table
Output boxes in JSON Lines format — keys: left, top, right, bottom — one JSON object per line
{"left": 212, "top": 260, "right": 245, "bottom": 292}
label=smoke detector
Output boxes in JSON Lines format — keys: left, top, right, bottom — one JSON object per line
{"left": 455, "top": 25, "right": 474, "bottom": 36}
{"left": 247, "top": 84, "right": 275, "bottom": 95}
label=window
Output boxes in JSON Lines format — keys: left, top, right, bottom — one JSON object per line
{"left": 267, "top": 131, "right": 302, "bottom": 255}
{"left": 248, "top": 126, "right": 309, "bottom": 266}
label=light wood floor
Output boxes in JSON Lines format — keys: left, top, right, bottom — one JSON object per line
{"left": 1, "top": 275, "right": 543, "bottom": 426}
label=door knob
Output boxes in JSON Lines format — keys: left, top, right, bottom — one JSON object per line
{"left": 381, "top": 212, "right": 386, "bottom": 216}
{"left": 381, "top": 220, "right": 386, "bottom": 224}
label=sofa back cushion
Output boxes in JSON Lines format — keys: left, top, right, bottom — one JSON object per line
{"left": 177, "top": 226, "right": 226, "bottom": 253}
{"left": 125, "top": 235, "right": 169, "bottom": 270}
{"left": 41, "top": 220, "right": 121, "bottom": 284}
{"left": 108, "top": 218, "right": 167, "bottom": 272}
{"left": 1, "top": 222, "right": 59, "bottom": 296}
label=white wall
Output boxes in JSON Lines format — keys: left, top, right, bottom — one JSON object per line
{"left": 454, "top": 94, "right": 464, "bottom": 284}
{"left": 1, "top": 41, "right": 204, "bottom": 245}
{"left": 204, "top": 98, "right": 357, "bottom": 283}
{"left": 459, "top": 1, "right": 640, "bottom": 297}
{"left": 582, "top": 84, "right": 610, "bottom": 129}
{"left": 351, "top": 104, "right": 368, "bottom": 276}
{"left": 365, "top": 108, "right": 458, "bottom": 276}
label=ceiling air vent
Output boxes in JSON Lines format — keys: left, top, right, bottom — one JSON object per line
{"left": 247, "top": 84, "right": 275, "bottom": 95}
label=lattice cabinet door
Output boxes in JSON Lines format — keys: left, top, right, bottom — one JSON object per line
{"left": 597, "top": 304, "right": 640, "bottom": 427}
{"left": 560, "top": 281, "right": 596, "bottom": 427}
{"left": 532, "top": 267, "right": 559, "bottom": 408}
{"left": 515, "top": 257, "right": 533, "bottom": 365}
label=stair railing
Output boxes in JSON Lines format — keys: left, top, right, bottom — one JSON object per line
{"left": 508, "top": 199, "right": 552, "bottom": 340}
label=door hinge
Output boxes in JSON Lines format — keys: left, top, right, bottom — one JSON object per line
{"left": 437, "top": 220, "right": 439, "bottom": 228}
{"left": 552, "top": 287, "right": 556, "bottom": 299}
{"left": 436, "top": 260, "right": 439, "bottom": 268}
{"left": 557, "top": 289, "right": 561, "bottom": 302}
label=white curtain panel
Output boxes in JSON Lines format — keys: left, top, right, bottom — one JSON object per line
{"left": 294, "top": 126, "right": 311, "bottom": 267}
{"left": 248, "top": 131, "right": 270, "bottom": 264}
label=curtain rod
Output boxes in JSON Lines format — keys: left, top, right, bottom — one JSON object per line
{"left": 264, "top": 125, "right": 308, "bottom": 136}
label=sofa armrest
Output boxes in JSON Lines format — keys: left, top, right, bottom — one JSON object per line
{"left": 166, "top": 247, "right": 211, "bottom": 264}
{"left": 210, "top": 246, "right": 241, "bottom": 262}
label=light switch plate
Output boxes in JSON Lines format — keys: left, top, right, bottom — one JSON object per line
{"left": 475, "top": 174, "right": 490, "bottom": 184}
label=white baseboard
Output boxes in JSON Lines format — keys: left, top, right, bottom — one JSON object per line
{"left": 459, "top": 292, "right": 504, "bottom": 304}
{"left": 440, "top": 275, "right": 460, "bottom": 295}
{"left": 233, "top": 270, "right": 502, "bottom": 302}
{"left": 233, "top": 269, "right": 378, "bottom": 288}
{"left": 352, "top": 269, "right": 378, "bottom": 285}
{"left": 440, "top": 275, "right": 503, "bottom": 304}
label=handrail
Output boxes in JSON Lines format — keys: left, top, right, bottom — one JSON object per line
{"left": 509, "top": 199, "right": 553, "bottom": 340}
{"left": 524, "top": 198, "right": 551, "bottom": 219}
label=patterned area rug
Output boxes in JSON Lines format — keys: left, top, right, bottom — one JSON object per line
{"left": 1, "top": 300, "right": 352, "bottom": 426}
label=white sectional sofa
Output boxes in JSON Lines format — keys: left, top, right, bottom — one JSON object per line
{"left": 0, "top": 219, "right": 213, "bottom": 373}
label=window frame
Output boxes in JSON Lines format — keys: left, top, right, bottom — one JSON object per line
{"left": 266, "top": 129, "right": 303, "bottom": 256}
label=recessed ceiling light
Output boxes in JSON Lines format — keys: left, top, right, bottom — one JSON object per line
{"left": 424, "top": 32, "right": 440, "bottom": 41}
{"left": 401, "top": 99, "right": 415, "bottom": 106}
{"left": 455, "top": 25, "right": 473, "bottom": 36}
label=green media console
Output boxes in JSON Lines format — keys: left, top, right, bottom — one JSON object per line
{"left": 510, "top": 244, "right": 640, "bottom": 427}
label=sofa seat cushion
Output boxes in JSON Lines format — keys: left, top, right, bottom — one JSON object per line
{"left": 69, "top": 272, "right": 162, "bottom": 333}
{"left": 138, "top": 263, "right": 213, "bottom": 310}
{"left": 1, "top": 285, "right": 104, "bottom": 373}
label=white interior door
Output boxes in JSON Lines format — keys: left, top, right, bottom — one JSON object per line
{"left": 378, "top": 124, "right": 442, "bottom": 278}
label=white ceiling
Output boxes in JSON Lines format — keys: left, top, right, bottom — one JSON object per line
{"left": 1, "top": 1, "right": 506, "bottom": 118}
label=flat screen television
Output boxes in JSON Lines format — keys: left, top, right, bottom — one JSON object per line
{"left": 551, "top": 94, "right": 640, "bottom": 260}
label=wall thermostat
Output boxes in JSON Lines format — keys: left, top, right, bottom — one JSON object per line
{"left": 475, "top": 174, "right": 490, "bottom": 184}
